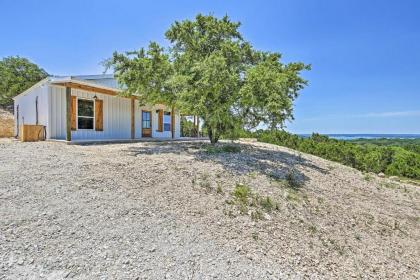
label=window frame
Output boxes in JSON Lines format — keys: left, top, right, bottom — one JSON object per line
{"left": 76, "top": 97, "right": 95, "bottom": 130}
{"left": 142, "top": 111, "right": 151, "bottom": 129}
{"left": 163, "top": 111, "right": 171, "bottom": 132}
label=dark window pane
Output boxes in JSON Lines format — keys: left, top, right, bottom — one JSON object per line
{"left": 163, "top": 111, "right": 171, "bottom": 131}
{"left": 78, "top": 117, "right": 94, "bottom": 129}
{"left": 78, "top": 99, "right": 94, "bottom": 117}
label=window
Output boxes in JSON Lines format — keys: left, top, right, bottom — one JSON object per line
{"left": 78, "top": 99, "right": 94, "bottom": 129}
{"left": 142, "top": 111, "right": 151, "bottom": 128}
{"left": 163, "top": 112, "right": 171, "bottom": 131}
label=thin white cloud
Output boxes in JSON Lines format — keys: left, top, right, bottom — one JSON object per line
{"left": 299, "top": 110, "right": 420, "bottom": 122}
{"left": 361, "top": 111, "right": 420, "bottom": 117}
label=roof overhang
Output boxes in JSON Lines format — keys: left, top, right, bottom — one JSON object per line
{"left": 13, "top": 75, "right": 142, "bottom": 103}
{"left": 50, "top": 78, "right": 123, "bottom": 97}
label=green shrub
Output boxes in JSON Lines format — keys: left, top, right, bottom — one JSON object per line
{"left": 206, "top": 144, "right": 241, "bottom": 154}
{"left": 285, "top": 169, "right": 301, "bottom": 189}
{"left": 232, "top": 183, "right": 251, "bottom": 204}
{"left": 259, "top": 196, "right": 274, "bottom": 212}
{"left": 385, "top": 147, "right": 420, "bottom": 178}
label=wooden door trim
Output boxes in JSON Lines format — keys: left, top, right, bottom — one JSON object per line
{"left": 141, "top": 110, "right": 152, "bottom": 138}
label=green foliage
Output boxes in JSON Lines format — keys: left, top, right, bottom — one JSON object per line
{"left": 285, "top": 188, "right": 302, "bottom": 203}
{"left": 254, "top": 130, "right": 420, "bottom": 180}
{"left": 285, "top": 169, "right": 302, "bottom": 189}
{"left": 349, "top": 138, "right": 420, "bottom": 154}
{"left": 385, "top": 147, "right": 420, "bottom": 178}
{"left": 205, "top": 144, "right": 241, "bottom": 154}
{"left": 180, "top": 117, "right": 196, "bottom": 137}
{"left": 0, "top": 56, "right": 48, "bottom": 106}
{"left": 363, "top": 173, "right": 374, "bottom": 181}
{"left": 105, "top": 42, "right": 175, "bottom": 105}
{"left": 259, "top": 196, "right": 275, "bottom": 212}
{"left": 240, "top": 54, "right": 310, "bottom": 130}
{"left": 232, "top": 183, "right": 251, "bottom": 204}
{"left": 230, "top": 183, "right": 281, "bottom": 219}
{"left": 107, "top": 14, "right": 309, "bottom": 143}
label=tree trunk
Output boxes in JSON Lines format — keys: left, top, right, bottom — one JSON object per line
{"left": 208, "top": 127, "right": 219, "bottom": 144}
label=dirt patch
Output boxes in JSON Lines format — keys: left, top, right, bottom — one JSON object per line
{"left": 0, "top": 108, "right": 14, "bottom": 138}
{"left": 0, "top": 140, "right": 419, "bottom": 279}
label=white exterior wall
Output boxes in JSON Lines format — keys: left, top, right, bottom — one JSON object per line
{"left": 48, "top": 86, "right": 66, "bottom": 139}
{"left": 134, "top": 100, "right": 142, "bottom": 139}
{"left": 136, "top": 103, "right": 181, "bottom": 138}
{"left": 14, "top": 83, "right": 49, "bottom": 136}
{"left": 72, "top": 89, "right": 131, "bottom": 140}
{"left": 48, "top": 85, "right": 181, "bottom": 140}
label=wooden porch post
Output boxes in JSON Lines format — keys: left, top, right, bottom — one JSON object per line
{"left": 65, "top": 87, "right": 71, "bottom": 141}
{"left": 130, "top": 97, "right": 135, "bottom": 139}
{"left": 171, "top": 106, "right": 175, "bottom": 139}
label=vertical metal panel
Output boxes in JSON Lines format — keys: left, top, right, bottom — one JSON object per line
{"left": 14, "top": 84, "right": 50, "bottom": 137}
{"left": 130, "top": 98, "right": 135, "bottom": 139}
{"left": 151, "top": 105, "right": 176, "bottom": 138}
{"left": 65, "top": 87, "right": 71, "bottom": 141}
{"left": 49, "top": 86, "right": 66, "bottom": 139}
{"left": 69, "top": 89, "right": 131, "bottom": 140}
{"left": 47, "top": 86, "right": 181, "bottom": 140}
{"left": 14, "top": 84, "right": 46, "bottom": 126}
{"left": 135, "top": 100, "right": 142, "bottom": 139}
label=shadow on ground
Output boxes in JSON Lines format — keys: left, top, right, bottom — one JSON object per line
{"left": 125, "top": 142, "right": 330, "bottom": 185}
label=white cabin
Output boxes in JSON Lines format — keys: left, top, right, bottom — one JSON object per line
{"left": 13, "top": 74, "right": 181, "bottom": 142}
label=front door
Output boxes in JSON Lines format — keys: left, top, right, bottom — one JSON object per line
{"left": 142, "top": 111, "right": 152, "bottom": 137}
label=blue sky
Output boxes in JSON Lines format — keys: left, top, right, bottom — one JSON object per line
{"left": 1, "top": 0, "right": 419, "bottom": 134}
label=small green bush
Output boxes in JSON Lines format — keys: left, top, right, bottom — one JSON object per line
{"left": 206, "top": 144, "right": 241, "bottom": 154}
{"left": 259, "top": 196, "right": 274, "bottom": 212}
{"left": 232, "top": 183, "right": 251, "bottom": 204}
{"left": 285, "top": 169, "right": 301, "bottom": 189}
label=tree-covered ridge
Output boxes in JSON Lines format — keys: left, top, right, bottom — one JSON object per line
{"left": 348, "top": 138, "right": 420, "bottom": 154}
{"left": 0, "top": 56, "right": 48, "bottom": 106}
{"left": 249, "top": 130, "right": 420, "bottom": 180}
{"left": 106, "top": 14, "right": 310, "bottom": 143}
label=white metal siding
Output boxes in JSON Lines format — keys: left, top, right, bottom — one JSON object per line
{"left": 175, "top": 112, "right": 181, "bottom": 138}
{"left": 48, "top": 86, "right": 66, "bottom": 139}
{"left": 67, "top": 88, "right": 131, "bottom": 140}
{"left": 43, "top": 85, "right": 181, "bottom": 141}
{"left": 14, "top": 84, "right": 49, "bottom": 136}
{"left": 135, "top": 104, "right": 180, "bottom": 139}
{"left": 134, "top": 100, "right": 142, "bottom": 139}
{"left": 151, "top": 106, "right": 177, "bottom": 138}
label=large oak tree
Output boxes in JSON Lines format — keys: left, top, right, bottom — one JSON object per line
{"left": 108, "top": 14, "right": 310, "bottom": 143}
{"left": 0, "top": 56, "right": 48, "bottom": 106}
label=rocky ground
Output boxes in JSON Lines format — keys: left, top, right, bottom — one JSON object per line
{"left": 0, "top": 139, "right": 419, "bottom": 279}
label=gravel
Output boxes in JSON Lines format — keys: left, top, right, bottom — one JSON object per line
{"left": 0, "top": 139, "right": 419, "bottom": 279}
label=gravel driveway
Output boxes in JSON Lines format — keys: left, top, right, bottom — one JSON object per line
{"left": 0, "top": 139, "right": 419, "bottom": 279}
